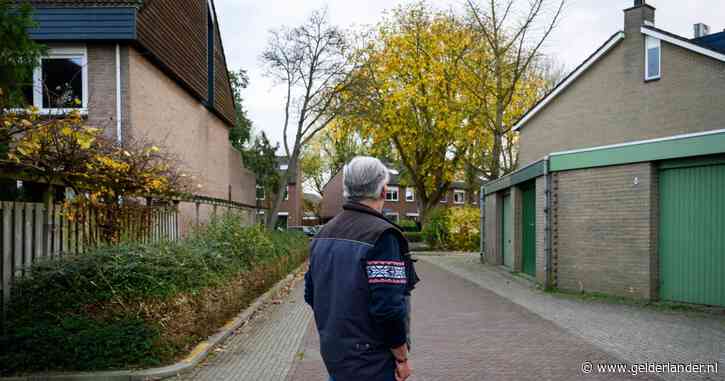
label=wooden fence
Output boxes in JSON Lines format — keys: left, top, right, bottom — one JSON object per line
{"left": 0, "top": 201, "right": 178, "bottom": 311}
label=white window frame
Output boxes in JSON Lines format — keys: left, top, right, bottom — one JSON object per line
{"left": 405, "top": 187, "right": 415, "bottom": 202}
{"left": 385, "top": 186, "right": 399, "bottom": 202}
{"left": 645, "top": 36, "right": 661, "bottom": 81}
{"left": 256, "top": 185, "right": 265, "bottom": 200}
{"left": 284, "top": 185, "right": 289, "bottom": 201}
{"left": 453, "top": 190, "right": 466, "bottom": 204}
{"left": 28, "top": 45, "right": 89, "bottom": 114}
{"left": 279, "top": 164, "right": 289, "bottom": 170}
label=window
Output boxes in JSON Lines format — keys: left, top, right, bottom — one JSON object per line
{"left": 454, "top": 190, "right": 466, "bottom": 204}
{"left": 440, "top": 193, "right": 448, "bottom": 203}
{"left": 385, "top": 212, "right": 399, "bottom": 223}
{"left": 283, "top": 186, "right": 289, "bottom": 201}
{"left": 280, "top": 164, "right": 289, "bottom": 170}
{"left": 256, "top": 185, "right": 265, "bottom": 200}
{"left": 276, "top": 213, "right": 289, "bottom": 229}
{"left": 24, "top": 46, "right": 88, "bottom": 113}
{"left": 645, "top": 36, "right": 661, "bottom": 81}
{"left": 405, "top": 187, "right": 415, "bottom": 202}
{"left": 385, "top": 186, "right": 399, "bottom": 202}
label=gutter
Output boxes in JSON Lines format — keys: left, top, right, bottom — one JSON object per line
{"left": 479, "top": 184, "right": 485, "bottom": 263}
{"left": 116, "top": 44, "right": 123, "bottom": 144}
{"left": 543, "top": 156, "right": 553, "bottom": 289}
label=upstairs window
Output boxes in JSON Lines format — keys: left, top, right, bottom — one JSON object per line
{"left": 24, "top": 46, "right": 88, "bottom": 112}
{"left": 453, "top": 190, "right": 466, "bottom": 204}
{"left": 645, "top": 36, "right": 661, "bottom": 81}
{"left": 256, "top": 185, "right": 265, "bottom": 200}
{"left": 405, "top": 187, "right": 415, "bottom": 202}
{"left": 385, "top": 186, "right": 399, "bottom": 202}
{"left": 283, "top": 185, "right": 289, "bottom": 201}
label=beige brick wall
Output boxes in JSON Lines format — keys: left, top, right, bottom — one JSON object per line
{"left": 554, "top": 163, "right": 656, "bottom": 299}
{"left": 518, "top": 25, "right": 725, "bottom": 166}
{"left": 126, "top": 47, "right": 256, "bottom": 223}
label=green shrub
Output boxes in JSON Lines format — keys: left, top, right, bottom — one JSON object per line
{"left": 0, "top": 212, "right": 308, "bottom": 375}
{"left": 403, "top": 231, "right": 423, "bottom": 242}
{"left": 398, "top": 218, "right": 420, "bottom": 232}
{"left": 421, "top": 206, "right": 480, "bottom": 251}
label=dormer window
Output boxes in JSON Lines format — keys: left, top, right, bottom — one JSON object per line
{"left": 645, "top": 36, "right": 661, "bottom": 81}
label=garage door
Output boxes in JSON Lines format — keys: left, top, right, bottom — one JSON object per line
{"left": 502, "top": 194, "right": 513, "bottom": 269}
{"left": 521, "top": 182, "right": 536, "bottom": 277}
{"left": 659, "top": 159, "right": 725, "bottom": 307}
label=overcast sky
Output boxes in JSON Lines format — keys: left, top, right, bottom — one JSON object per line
{"left": 214, "top": 0, "right": 725, "bottom": 149}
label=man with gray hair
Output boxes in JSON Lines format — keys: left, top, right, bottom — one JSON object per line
{"left": 305, "top": 156, "right": 419, "bottom": 381}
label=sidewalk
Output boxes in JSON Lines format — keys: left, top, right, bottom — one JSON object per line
{"left": 168, "top": 274, "right": 312, "bottom": 381}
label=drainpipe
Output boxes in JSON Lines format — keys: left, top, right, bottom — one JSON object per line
{"left": 543, "top": 156, "right": 553, "bottom": 288}
{"left": 115, "top": 44, "right": 122, "bottom": 144}
{"left": 480, "top": 184, "right": 485, "bottom": 263}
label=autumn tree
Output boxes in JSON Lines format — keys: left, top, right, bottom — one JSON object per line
{"left": 338, "top": 4, "right": 475, "bottom": 222}
{"left": 261, "top": 8, "right": 352, "bottom": 229}
{"left": 228, "top": 69, "right": 253, "bottom": 151}
{"left": 462, "top": 0, "right": 564, "bottom": 179}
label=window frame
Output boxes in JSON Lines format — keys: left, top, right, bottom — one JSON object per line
{"left": 645, "top": 36, "right": 661, "bottom": 81}
{"left": 256, "top": 185, "right": 266, "bottom": 201}
{"left": 453, "top": 190, "right": 466, "bottom": 204}
{"left": 28, "top": 45, "right": 89, "bottom": 114}
{"left": 405, "top": 187, "right": 415, "bottom": 202}
{"left": 385, "top": 186, "right": 399, "bottom": 202}
{"left": 283, "top": 185, "right": 289, "bottom": 201}
{"left": 440, "top": 193, "right": 448, "bottom": 203}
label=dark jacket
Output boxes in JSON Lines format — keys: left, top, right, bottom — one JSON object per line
{"left": 304, "top": 202, "right": 419, "bottom": 381}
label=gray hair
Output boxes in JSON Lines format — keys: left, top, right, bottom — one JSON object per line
{"left": 343, "top": 156, "right": 390, "bottom": 202}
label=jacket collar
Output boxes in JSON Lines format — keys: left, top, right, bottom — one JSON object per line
{"left": 342, "top": 201, "right": 403, "bottom": 231}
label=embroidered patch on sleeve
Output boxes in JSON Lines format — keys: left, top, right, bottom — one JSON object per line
{"left": 367, "top": 260, "right": 407, "bottom": 284}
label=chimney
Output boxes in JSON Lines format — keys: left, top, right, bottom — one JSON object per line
{"left": 624, "top": 0, "right": 655, "bottom": 32}
{"left": 694, "top": 23, "right": 710, "bottom": 38}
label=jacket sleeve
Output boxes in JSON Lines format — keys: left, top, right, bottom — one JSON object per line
{"left": 366, "top": 230, "right": 408, "bottom": 349}
{"left": 304, "top": 264, "right": 314, "bottom": 307}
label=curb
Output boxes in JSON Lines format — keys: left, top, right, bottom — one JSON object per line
{"left": 2, "top": 263, "right": 308, "bottom": 381}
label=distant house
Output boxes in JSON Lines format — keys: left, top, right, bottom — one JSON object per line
{"left": 321, "top": 166, "right": 479, "bottom": 224}
{"left": 302, "top": 192, "right": 322, "bottom": 226}
{"left": 483, "top": 0, "right": 725, "bottom": 307}
{"left": 255, "top": 156, "right": 304, "bottom": 229}
{"left": 15, "top": 0, "right": 256, "bottom": 228}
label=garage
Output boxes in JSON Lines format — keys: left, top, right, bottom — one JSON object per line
{"left": 659, "top": 157, "right": 725, "bottom": 307}
{"left": 521, "top": 181, "right": 536, "bottom": 277}
{"left": 501, "top": 193, "right": 513, "bottom": 269}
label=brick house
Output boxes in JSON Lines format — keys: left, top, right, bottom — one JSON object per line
{"left": 320, "top": 167, "right": 479, "bottom": 224}
{"left": 16, "top": 0, "right": 256, "bottom": 229}
{"left": 483, "top": 0, "right": 725, "bottom": 307}
{"left": 255, "top": 157, "right": 304, "bottom": 229}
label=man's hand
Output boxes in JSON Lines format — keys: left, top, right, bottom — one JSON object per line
{"left": 395, "top": 359, "right": 412, "bottom": 381}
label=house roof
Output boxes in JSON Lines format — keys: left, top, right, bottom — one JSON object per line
{"left": 694, "top": 31, "right": 725, "bottom": 54}
{"left": 22, "top": 0, "right": 142, "bottom": 6}
{"left": 514, "top": 25, "right": 725, "bottom": 132}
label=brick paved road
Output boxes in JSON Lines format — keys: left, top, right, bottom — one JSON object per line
{"left": 286, "top": 260, "right": 663, "bottom": 381}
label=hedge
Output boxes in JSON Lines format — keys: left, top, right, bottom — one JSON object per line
{"left": 403, "top": 231, "right": 423, "bottom": 242}
{"left": 421, "top": 206, "right": 480, "bottom": 251}
{"left": 0, "top": 212, "right": 308, "bottom": 375}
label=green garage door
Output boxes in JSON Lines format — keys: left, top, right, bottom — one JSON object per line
{"left": 659, "top": 160, "right": 725, "bottom": 307}
{"left": 521, "top": 182, "right": 536, "bottom": 277}
{"left": 502, "top": 194, "right": 513, "bottom": 269}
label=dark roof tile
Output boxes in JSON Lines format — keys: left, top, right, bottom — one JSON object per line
{"left": 20, "top": 0, "right": 142, "bottom": 6}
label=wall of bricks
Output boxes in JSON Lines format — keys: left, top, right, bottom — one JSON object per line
{"left": 553, "top": 162, "right": 657, "bottom": 299}
{"left": 126, "top": 47, "right": 256, "bottom": 231}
